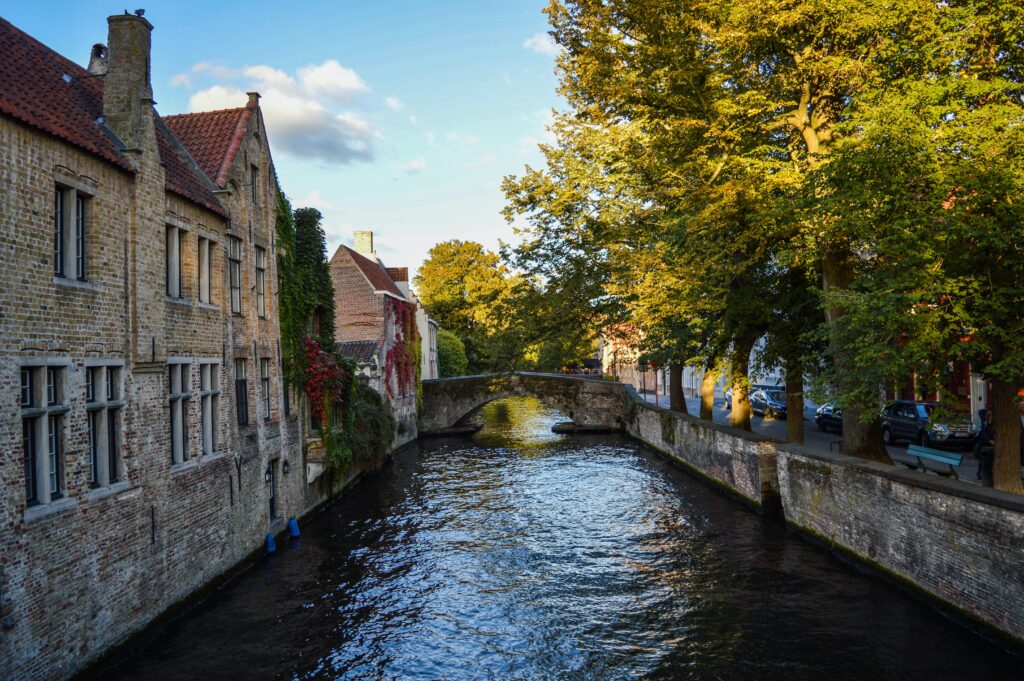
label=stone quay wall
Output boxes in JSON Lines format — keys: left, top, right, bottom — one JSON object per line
{"left": 776, "top": 445, "right": 1024, "bottom": 644}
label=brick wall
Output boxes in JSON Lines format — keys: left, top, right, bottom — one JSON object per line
{"left": 0, "top": 79, "right": 307, "bottom": 681}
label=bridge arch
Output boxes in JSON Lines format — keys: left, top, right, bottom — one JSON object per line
{"left": 418, "top": 372, "right": 636, "bottom": 434}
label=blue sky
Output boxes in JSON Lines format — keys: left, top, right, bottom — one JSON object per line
{"left": 5, "top": 1, "right": 562, "bottom": 277}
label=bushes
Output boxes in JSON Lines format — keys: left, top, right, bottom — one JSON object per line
{"left": 437, "top": 329, "right": 468, "bottom": 377}
{"left": 344, "top": 381, "right": 396, "bottom": 469}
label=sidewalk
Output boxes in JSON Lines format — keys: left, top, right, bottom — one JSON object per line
{"left": 638, "top": 391, "right": 984, "bottom": 485}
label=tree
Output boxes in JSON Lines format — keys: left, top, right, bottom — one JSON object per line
{"left": 414, "top": 240, "right": 513, "bottom": 371}
{"left": 437, "top": 329, "right": 469, "bottom": 377}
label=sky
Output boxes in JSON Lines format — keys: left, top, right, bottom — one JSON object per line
{"left": 5, "top": 1, "right": 563, "bottom": 278}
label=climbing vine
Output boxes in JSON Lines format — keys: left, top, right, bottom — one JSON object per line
{"left": 384, "top": 296, "right": 421, "bottom": 403}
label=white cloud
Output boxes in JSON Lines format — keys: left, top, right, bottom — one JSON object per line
{"left": 170, "top": 73, "right": 192, "bottom": 88}
{"left": 385, "top": 96, "right": 405, "bottom": 111}
{"left": 298, "top": 60, "right": 369, "bottom": 103}
{"left": 187, "top": 60, "right": 379, "bottom": 165}
{"left": 295, "top": 190, "right": 335, "bottom": 211}
{"left": 523, "top": 32, "right": 561, "bottom": 57}
{"left": 399, "top": 157, "right": 427, "bottom": 174}
{"left": 408, "top": 114, "right": 419, "bottom": 126}
{"left": 192, "top": 61, "right": 239, "bottom": 79}
{"left": 464, "top": 153, "right": 497, "bottom": 169}
{"left": 502, "top": 71, "right": 514, "bottom": 85}
{"left": 425, "top": 132, "right": 437, "bottom": 147}
{"left": 445, "top": 131, "right": 480, "bottom": 147}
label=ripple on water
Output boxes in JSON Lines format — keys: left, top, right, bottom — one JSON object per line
{"left": 93, "top": 397, "right": 1022, "bottom": 681}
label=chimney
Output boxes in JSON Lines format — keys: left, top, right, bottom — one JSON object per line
{"left": 353, "top": 230, "right": 375, "bottom": 257}
{"left": 246, "top": 91, "right": 260, "bottom": 108}
{"left": 103, "top": 12, "right": 155, "bottom": 151}
{"left": 88, "top": 44, "right": 108, "bottom": 75}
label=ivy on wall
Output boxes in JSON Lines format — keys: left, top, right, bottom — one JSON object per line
{"left": 384, "top": 296, "right": 421, "bottom": 405}
{"left": 276, "top": 190, "right": 357, "bottom": 472}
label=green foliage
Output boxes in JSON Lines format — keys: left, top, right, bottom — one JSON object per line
{"left": 342, "top": 381, "right": 396, "bottom": 469}
{"left": 437, "top": 329, "right": 469, "bottom": 377}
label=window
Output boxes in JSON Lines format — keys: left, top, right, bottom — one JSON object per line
{"left": 21, "top": 365, "right": 69, "bottom": 506}
{"left": 260, "top": 358, "right": 271, "bottom": 421}
{"left": 168, "top": 363, "right": 191, "bottom": 465}
{"left": 250, "top": 164, "right": 259, "bottom": 205}
{"left": 255, "top": 246, "right": 266, "bottom": 318}
{"left": 198, "top": 237, "right": 213, "bottom": 304}
{"left": 235, "top": 358, "right": 249, "bottom": 426}
{"left": 200, "top": 363, "right": 221, "bottom": 456}
{"left": 228, "top": 236, "right": 242, "bottom": 314}
{"left": 86, "top": 365, "right": 123, "bottom": 487}
{"left": 166, "top": 225, "right": 185, "bottom": 298}
{"left": 54, "top": 186, "right": 88, "bottom": 280}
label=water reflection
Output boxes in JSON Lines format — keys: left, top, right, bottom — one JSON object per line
{"left": 94, "top": 397, "right": 1022, "bottom": 681}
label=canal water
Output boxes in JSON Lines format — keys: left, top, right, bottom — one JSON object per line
{"left": 97, "top": 397, "right": 1022, "bottom": 680}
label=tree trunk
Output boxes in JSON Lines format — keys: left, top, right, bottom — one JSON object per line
{"left": 821, "top": 248, "right": 891, "bottom": 462}
{"left": 730, "top": 336, "right": 755, "bottom": 431}
{"left": 991, "top": 378, "right": 1024, "bottom": 494}
{"left": 670, "top": 363, "right": 687, "bottom": 414}
{"left": 785, "top": 358, "right": 805, "bottom": 444}
{"left": 700, "top": 369, "right": 716, "bottom": 421}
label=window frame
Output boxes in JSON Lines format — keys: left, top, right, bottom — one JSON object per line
{"left": 20, "top": 363, "right": 70, "bottom": 507}
{"left": 255, "top": 246, "right": 266, "bottom": 318}
{"left": 86, "top": 363, "right": 125, "bottom": 487}
{"left": 234, "top": 358, "right": 249, "bottom": 426}
{"left": 166, "top": 225, "right": 185, "bottom": 299}
{"left": 228, "top": 236, "right": 243, "bottom": 314}
{"left": 54, "top": 185, "right": 89, "bottom": 281}
{"left": 200, "top": 362, "right": 221, "bottom": 456}
{"left": 168, "top": 361, "right": 191, "bottom": 465}
{"left": 260, "top": 358, "right": 271, "bottom": 421}
{"left": 198, "top": 236, "right": 214, "bottom": 304}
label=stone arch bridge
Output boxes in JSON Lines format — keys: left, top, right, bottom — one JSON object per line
{"left": 418, "top": 372, "right": 637, "bottom": 434}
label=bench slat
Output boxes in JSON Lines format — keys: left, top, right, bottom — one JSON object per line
{"left": 907, "top": 444, "right": 963, "bottom": 466}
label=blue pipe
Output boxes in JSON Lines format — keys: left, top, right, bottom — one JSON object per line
{"left": 288, "top": 517, "right": 300, "bottom": 538}
{"left": 265, "top": 533, "right": 276, "bottom": 553}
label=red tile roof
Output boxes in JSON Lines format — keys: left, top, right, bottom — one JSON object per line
{"left": 341, "top": 246, "right": 405, "bottom": 298}
{"left": 385, "top": 267, "right": 409, "bottom": 283}
{"left": 155, "top": 116, "right": 227, "bottom": 217}
{"left": 0, "top": 17, "right": 130, "bottom": 171}
{"left": 0, "top": 17, "right": 226, "bottom": 217}
{"left": 164, "top": 103, "right": 255, "bottom": 187}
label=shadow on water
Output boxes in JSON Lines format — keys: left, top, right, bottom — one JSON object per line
{"left": 92, "top": 397, "right": 1022, "bottom": 681}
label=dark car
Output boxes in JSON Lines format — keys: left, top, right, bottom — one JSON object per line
{"left": 881, "top": 400, "right": 977, "bottom": 449}
{"left": 724, "top": 384, "right": 784, "bottom": 410}
{"left": 750, "top": 389, "right": 788, "bottom": 419}
{"left": 815, "top": 402, "right": 843, "bottom": 433}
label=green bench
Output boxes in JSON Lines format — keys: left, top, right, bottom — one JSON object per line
{"left": 891, "top": 444, "right": 963, "bottom": 480}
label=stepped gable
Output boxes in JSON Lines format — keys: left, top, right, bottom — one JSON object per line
{"left": 164, "top": 101, "right": 255, "bottom": 187}
{"left": 0, "top": 17, "right": 130, "bottom": 171}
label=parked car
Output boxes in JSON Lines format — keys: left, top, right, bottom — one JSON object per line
{"left": 751, "top": 389, "right": 788, "bottom": 418}
{"left": 815, "top": 402, "right": 843, "bottom": 433}
{"left": 724, "top": 384, "right": 784, "bottom": 410}
{"left": 881, "top": 400, "right": 977, "bottom": 449}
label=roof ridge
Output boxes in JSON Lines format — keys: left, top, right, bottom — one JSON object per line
{"left": 163, "top": 106, "right": 247, "bottom": 120}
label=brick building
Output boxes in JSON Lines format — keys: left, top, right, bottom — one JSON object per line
{"left": 0, "top": 14, "right": 306, "bottom": 680}
{"left": 330, "top": 231, "right": 418, "bottom": 445}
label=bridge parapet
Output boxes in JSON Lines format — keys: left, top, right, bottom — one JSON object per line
{"left": 418, "top": 372, "right": 635, "bottom": 433}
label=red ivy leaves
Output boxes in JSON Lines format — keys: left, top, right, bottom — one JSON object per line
{"left": 303, "top": 338, "right": 351, "bottom": 421}
{"left": 384, "top": 297, "right": 419, "bottom": 400}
